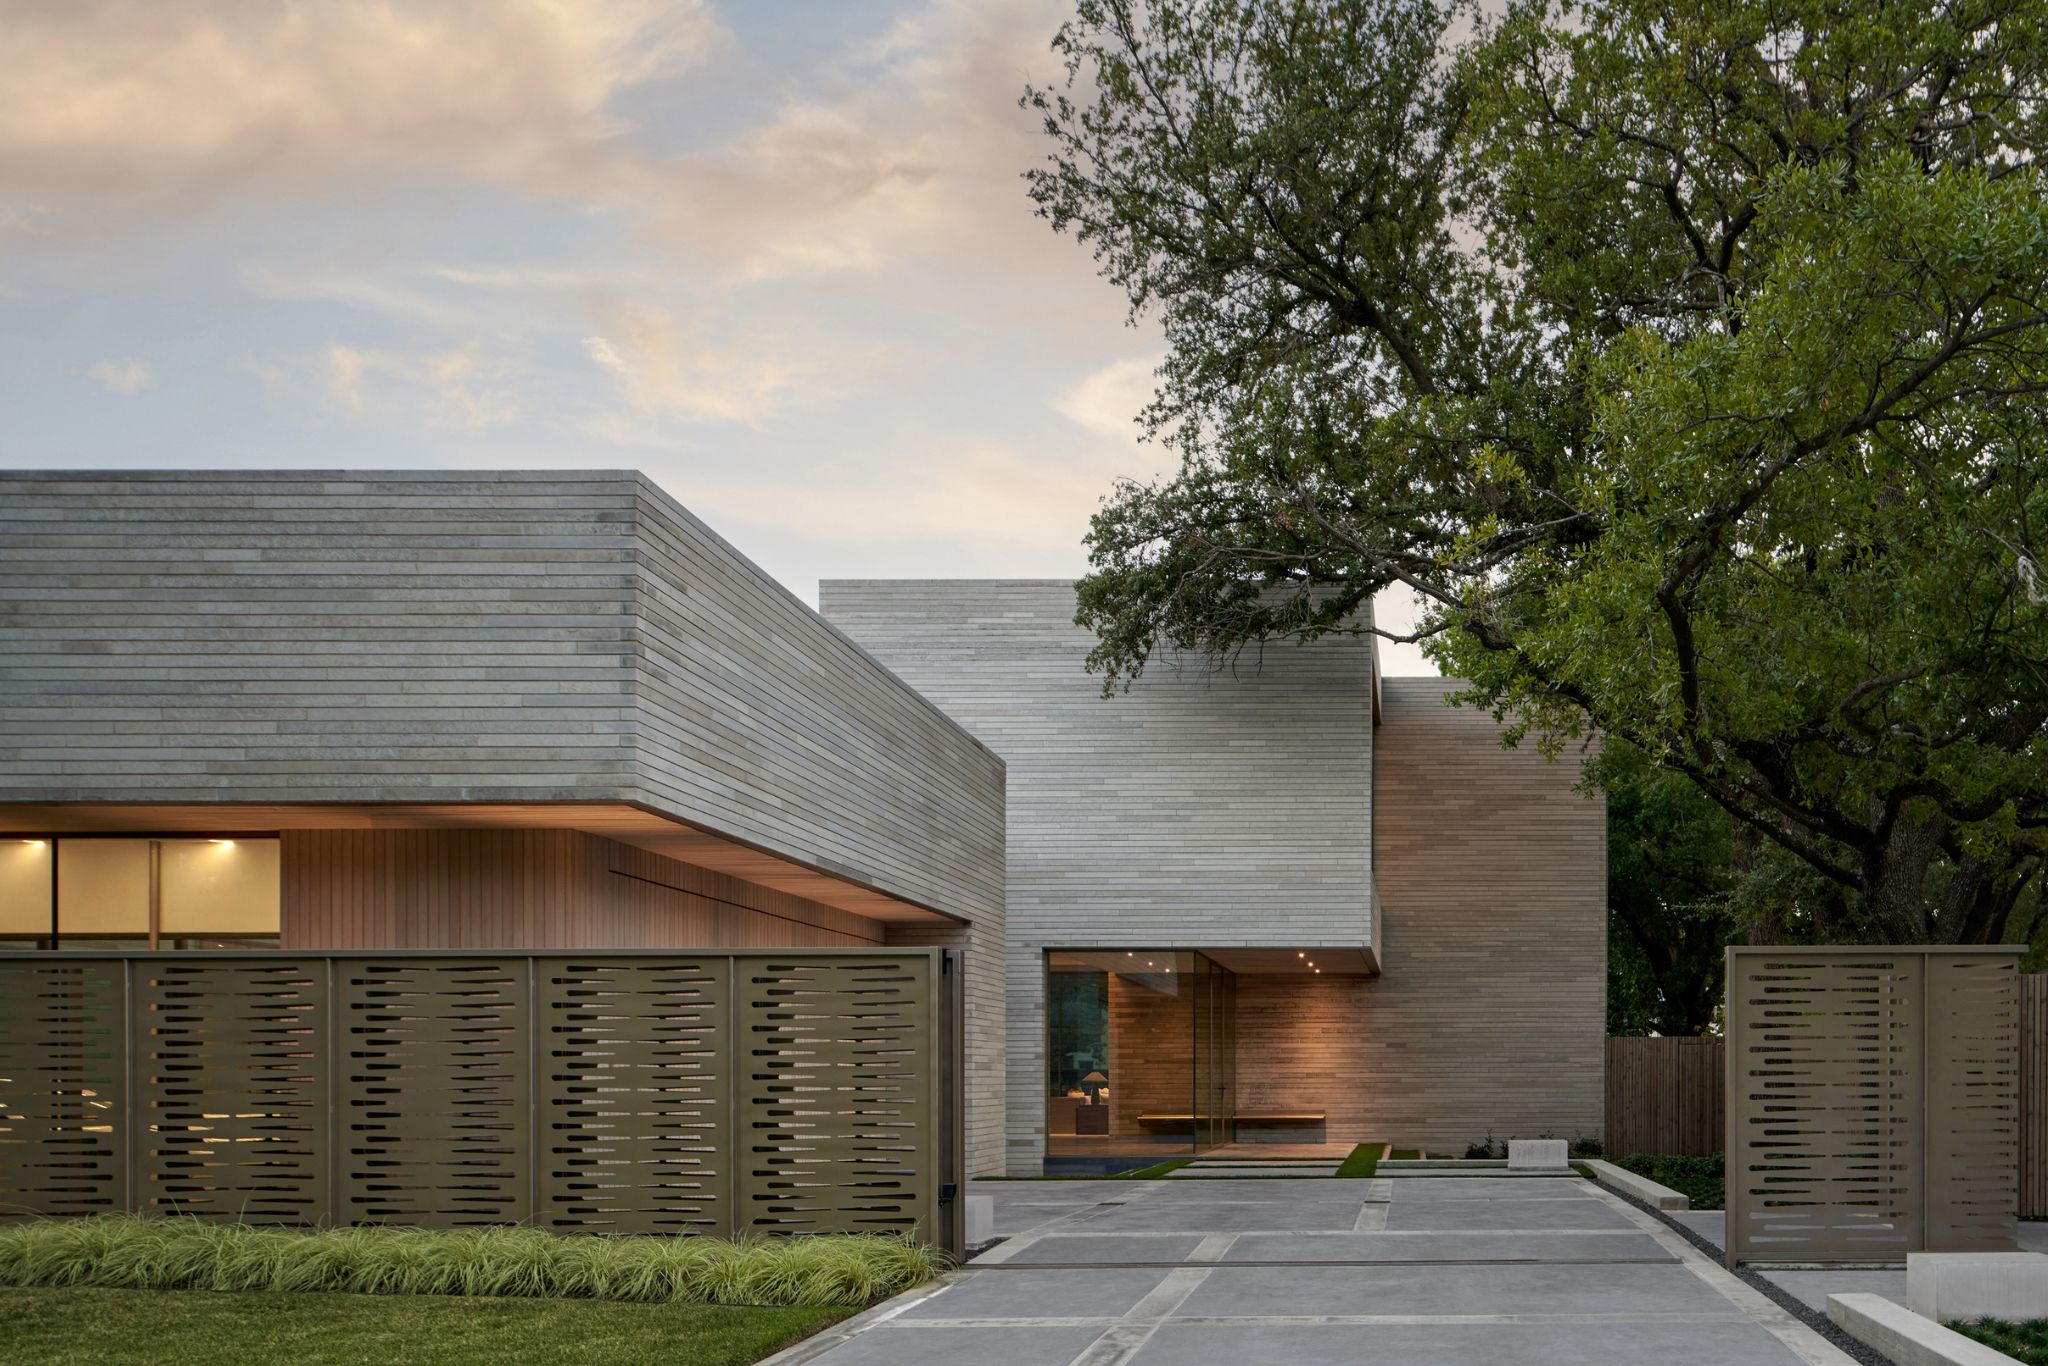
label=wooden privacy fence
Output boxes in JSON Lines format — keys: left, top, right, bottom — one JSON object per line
{"left": 0, "top": 950, "right": 963, "bottom": 1253}
{"left": 2021, "top": 972, "right": 2048, "bottom": 1218}
{"left": 1605, "top": 1035, "right": 1724, "bottom": 1157}
{"left": 1725, "top": 946, "right": 2018, "bottom": 1267}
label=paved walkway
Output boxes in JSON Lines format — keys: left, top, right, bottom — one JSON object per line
{"left": 784, "top": 1173, "right": 1860, "bottom": 1365}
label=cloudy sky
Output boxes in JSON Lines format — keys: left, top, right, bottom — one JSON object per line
{"left": 0, "top": 0, "right": 1432, "bottom": 672}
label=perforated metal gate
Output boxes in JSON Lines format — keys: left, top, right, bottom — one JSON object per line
{"left": 1725, "top": 946, "right": 2018, "bottom": 1266}
{"left": 0, "top": 950, "right": 963, "bottom": 1252}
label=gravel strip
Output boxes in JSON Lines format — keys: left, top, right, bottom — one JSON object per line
{"left": 1595, "top": 1180, "right": 1890, "bottom": 1366}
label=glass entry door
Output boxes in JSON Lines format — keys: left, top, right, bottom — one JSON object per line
{"left": 1044, "top": 949, "right": 1235, "bottom": 1169}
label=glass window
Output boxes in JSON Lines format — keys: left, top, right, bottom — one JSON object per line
{"left": 0, "top": 837, "right": 281, "bottom": 948}
{"left": 58, "top": 839, "right": 152, "bottom": 937}
{"left": 161, "top": 839, "right": 280, "bottom": 936}
{"left": 0, "top": 839, "right": 53, "bottom": 938}
{"left": 1045, "top": 950, "right": 1235, "bottom": 1172}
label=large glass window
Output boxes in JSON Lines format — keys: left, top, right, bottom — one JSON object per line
{"left": 0, "top": 837, "right": 281, "bottom": 949}
{"left": 1044, "top": 950, "right": 1236, "bottom": 1171}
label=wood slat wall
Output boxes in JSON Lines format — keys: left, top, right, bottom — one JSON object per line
{"left": 280, "top": 828, "right": 885, "bottom": 951}
{"left": 1604, "top": 1036, "right": 1725, "bottom": 1157}
{"left": 2022, "top": 973, "right": 2048, "bottom": 1219}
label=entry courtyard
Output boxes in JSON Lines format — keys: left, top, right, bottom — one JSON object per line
{"left": 790, "top": 1166, "right": 1857, "bottom": 1366}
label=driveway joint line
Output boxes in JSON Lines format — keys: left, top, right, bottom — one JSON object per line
{"left": 1063, "top": 1265, "right": 1216, "bottom": 1366}
{"left": 1577, "top": 1179, "right": 1859, "bottom": 1366}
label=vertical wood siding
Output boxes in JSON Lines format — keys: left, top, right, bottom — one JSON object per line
{"left": 1603, "top": 1036, "right": 1725, "bottom": 1157}
{"left": 280, "top": 828, "right": 884, "bottom": 951}
{"left": 2020, "top": 972, "right": 2048, "bottom": 1219}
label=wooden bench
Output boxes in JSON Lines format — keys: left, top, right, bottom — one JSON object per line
{"left": 1135, "top": 1112, "right": 1326, "bottom": 1135}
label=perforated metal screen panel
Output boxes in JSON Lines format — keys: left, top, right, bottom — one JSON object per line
{"left": 1725, "top": 946, "right": 2018, "bottom": 1266}
{"left": 738, "top": 955, "right": 938, "bottom": 1238}
{"left": 135, "top": 957, "right": 328, "bottom": 1222}
{"left": 0, "top": 958, "right": 128, "bottom": 1218}
{"left": 537, "top": 957, "right": 730, "bottom": 1234}
{"left": 0, "top": 950, "right": 958, "bottom": 1250}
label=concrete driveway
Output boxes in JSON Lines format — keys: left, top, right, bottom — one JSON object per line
{"left": 783, "top": 1173, "right": 1859, "bottom": 1366}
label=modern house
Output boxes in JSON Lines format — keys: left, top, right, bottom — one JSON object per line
{"left": 823, "top": 581, "right": 1606, "bottom": 1172}
{"left": 1, "top": 470, "right": 1604, "bottom": 1184}
{"left": 0, "top": 470, "right": 1009, "bottom": 1179}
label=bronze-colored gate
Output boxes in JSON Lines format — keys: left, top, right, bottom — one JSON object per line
{"left": 1724, "top": 946, "right": 2017, "bottom": 1266}
{"left": 0, "top": 950, "right": 963, "bottom": 1252}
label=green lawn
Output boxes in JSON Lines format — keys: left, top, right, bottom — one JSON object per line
{"left": 0, "top": 1286, "right": 849, "bottom": 1366}
{"left": 1334, "top": 1143, "right": 1385, "bottom": 1177}
{"left": 1951, "top": 1318, "right": 2048, "bottom": 1364}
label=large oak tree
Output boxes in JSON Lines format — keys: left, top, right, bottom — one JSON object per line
{"left": 1028, "top": 0, "right": 2048, "bottom": 944}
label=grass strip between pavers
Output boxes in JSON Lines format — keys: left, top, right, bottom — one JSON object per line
{"left": 1334, "top": 1143, "right": 1386, "bottom": 1178}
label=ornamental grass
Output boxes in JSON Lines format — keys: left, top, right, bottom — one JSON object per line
{"left": 0, "top": 1215, "right": 941, "bottom": 1308}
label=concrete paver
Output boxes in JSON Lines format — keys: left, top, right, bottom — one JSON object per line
{"left": 1217, "top": 1230, "right": 1672, "bottom": 1262}
{"left": 1172, "top": 1261, "right": 1740, "bottom": 1318}
{"left": 1384, "top": 1196, "right": 1638, "bottom": 1231}
{"left": 1657, "top": 1206, "right": 1913, "bottom": 1315}
{"left": 1127, "top": 1320, "right": 1816, "bottom": 1366}
{"left": 786, "top": 1174, "right": 1857, "bottom": 1365}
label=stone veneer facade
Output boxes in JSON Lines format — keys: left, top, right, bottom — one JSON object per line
{"left": 823, "top": 580, "right": 1606, "bottom": 1170}
{"left": 0, "top": 472, "right": 1011, "bottom": 1175}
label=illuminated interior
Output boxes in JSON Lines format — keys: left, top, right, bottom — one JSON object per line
{"left": 1044, "top": 949, "right": 1236, "bottom": 1170}
{"left": 0, "top": 836, "right": 281, "bottom": 949}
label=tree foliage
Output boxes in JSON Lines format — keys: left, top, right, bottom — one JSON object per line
{"left": 1028, "top": 0, "right": 2048, "bottom": 942}
{"left": 1597, "top": 741, "right": 1740, "bottom": 1034}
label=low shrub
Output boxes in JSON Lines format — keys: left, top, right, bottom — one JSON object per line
{"left": 0, "top": 1216, "right": 941, "bottom": 1309}
{"left": 1952, "top": 1317, "right": 2048, "bottom": 1364}
{"left": 1461, "top": 1133, "right": 1602, "bottom": 1160}
{"left": 1616, "top": 1153, "right": 1724, "bottom": 1210}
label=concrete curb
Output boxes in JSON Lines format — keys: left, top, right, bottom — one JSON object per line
{"left": 754, "top": 1274, "right": 960, "bottom": 1366}
{"left": 1826, "top": 1292, "right": 2022, "bottom": 1366}
{"left": 1584, "top": 1158, "right": 1691, "bottom": 1211}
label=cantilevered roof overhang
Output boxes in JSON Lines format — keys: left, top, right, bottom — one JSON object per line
{"left": 0, "top": 801, "right": 964, "bottom": 926}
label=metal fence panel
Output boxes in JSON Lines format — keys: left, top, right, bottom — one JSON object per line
{"left": 134, "top": 957, "right": 328, "bottom": 1222}
{"left": 535, "top": 956, "right": 730, "bottom": 1234}
{"left": 736, "top": 955, "right": 937, "bottom": 1238}
{"left": 0, "top": 958, "right": 128, "bottom": 1218}
{"left": 0, "top": 949, "right": 958, "bottom": 1252}
{"left": 1925, "top": 952, "right": 2019, "bottom": 1249}
{"left": 335, "top": 958, "right": 533, "bottom": 1227}
{"left": 1726, "top": 946, "right": 2017, "bottom": 1267}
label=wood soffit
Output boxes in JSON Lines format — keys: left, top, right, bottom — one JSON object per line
{"left": 0, "top": 801, "right": 962, "bottom": 926}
